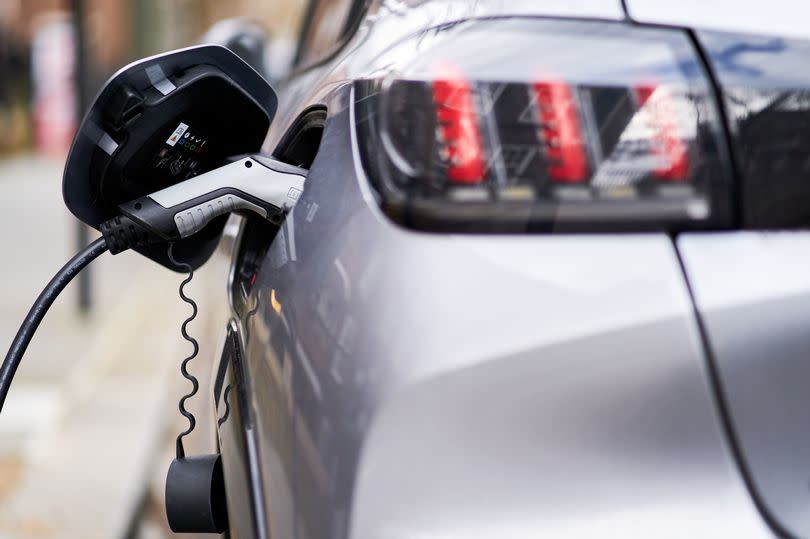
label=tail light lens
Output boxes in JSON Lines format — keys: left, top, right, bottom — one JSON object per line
{"left": 354, "top": 19, "right": 733, "bottom": 232}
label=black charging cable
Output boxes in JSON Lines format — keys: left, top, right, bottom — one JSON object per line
{"left": 0, "top": 212, "right": 175, "bottom": 412}
{"left": 0, "top": 211, "right": 180, "bottom": 412}
{"left": 0, "top": 211, "right": 167, "bottom": 411}
{"left": 1, "top": 155, "right": 305, "bottom": 413}
{"left": 0, "top": 237, "right": 109, "bottom": 412}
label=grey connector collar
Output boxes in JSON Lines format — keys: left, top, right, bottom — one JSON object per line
{"left": 172, "top": 193, "right": 268, "bottom": 238}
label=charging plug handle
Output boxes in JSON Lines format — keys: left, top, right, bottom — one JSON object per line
{"left": 101, "top": 155, "right": 306, "bottom": 253}
{"left": 120, "top": 155, "right": 305, "bottom": 240}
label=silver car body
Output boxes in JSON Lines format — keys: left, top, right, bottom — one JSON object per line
{"left": 213, "top": 2, "right": 810, "bottom": 538}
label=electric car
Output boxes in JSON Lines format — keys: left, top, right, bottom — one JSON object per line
{"left": 210, "top": 1, "right": 810, "bottom": 538}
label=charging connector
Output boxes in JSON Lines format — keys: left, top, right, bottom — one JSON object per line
{"left": 100, "top": 155, "right": 306, "bottom": 254}
{"left": 2, "top": 154, "right": 306, "bottom": 411}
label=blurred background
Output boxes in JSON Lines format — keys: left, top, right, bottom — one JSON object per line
{"left": 0, "top": 1, "right": 305, "bottom": 537}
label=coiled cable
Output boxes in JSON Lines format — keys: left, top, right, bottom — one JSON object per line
{"left": 167, "top": 243, "right": 199, "bottom": 459}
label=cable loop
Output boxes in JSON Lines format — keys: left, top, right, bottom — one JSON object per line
{"left": 167, "top": 244, "right": 199, "bottom": 460}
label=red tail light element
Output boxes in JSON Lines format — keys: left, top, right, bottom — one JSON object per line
{"left": 431, "top": 62, "right": 485, "bottom": 184}
{"left": 533, "top": 81, "right": 589, "bottom": 183}
{"left": 636, "top": 85, "right": 690, "bottom": 181}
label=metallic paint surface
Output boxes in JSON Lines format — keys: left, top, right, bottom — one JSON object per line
{"left": 624, "top": 0, "right": 810, "bottom": 41}
{"left": 685, "top": 36, "right": 810, "bottom": 535}
{"left": 213, "top": 2, "right": 784, "bottom": 538}
{"left": 213, "top": 323, "right": 263, "bottom": 539}
{"left": 679, "top": 232, "right": 810, "bottom": 539}
{"left": 223, "top": 100, "right": 775, "bottom": 538}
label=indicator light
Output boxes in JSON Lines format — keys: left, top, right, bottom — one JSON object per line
{"left": 636, "top": 85, "right": 690, "bottom": 181}
{"left": 431, "top": 62, "right": 486, "bottom": 184}
{"left": 533, "top": 80, "right": 590, "bottom": 183}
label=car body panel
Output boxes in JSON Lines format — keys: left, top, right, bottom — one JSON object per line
{"left": 212, "top": 2, "right": 799, "bottom": 538}
{"left": 218, "top": 89, "right": 776, "bottom": 538}
{"left": 624, "top": 0, "right": 810, "bottom": 41}
{"left": 678, "top": 232, "right": 810, "bottom": 539}
{"left": 265, "top": 0, "right": 626, "bottom": 152}
{"left": 213, "top": 322, "right": 266, "bottom": 539}
{"left": 677, "top": 30, "right": 810, "bottom": 537}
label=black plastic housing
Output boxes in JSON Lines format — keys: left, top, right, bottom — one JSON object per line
{"left": 63, "top": 45, "right": 277, "bottom": 270}
{"left": 165, "top": 454, "right": 228, "bottom": 533}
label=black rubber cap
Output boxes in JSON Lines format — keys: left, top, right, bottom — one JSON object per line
{"left": 165, "top": 454, "right": 228, "bottom": 533}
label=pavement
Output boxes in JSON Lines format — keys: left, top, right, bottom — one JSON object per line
{"left": 0, "top": 155, "right": 232, "bottom": 538}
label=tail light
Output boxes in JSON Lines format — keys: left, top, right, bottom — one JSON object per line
{"left": 431, "top": 62, "right": 487, "bottom": 184}
{"left": 354, "top": 19, "right": 734, "bottom": 232}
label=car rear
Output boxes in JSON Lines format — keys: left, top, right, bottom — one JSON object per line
{"left": 222, "top": 2, "right": 810, "bottom": 538}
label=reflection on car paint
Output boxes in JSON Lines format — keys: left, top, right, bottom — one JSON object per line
{"left": 698, "top": 31, "right": 810, "bottom": 228}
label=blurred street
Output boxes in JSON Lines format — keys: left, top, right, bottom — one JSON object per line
{"left": 0, "top": 155, "right": 230, "bottom": 538}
